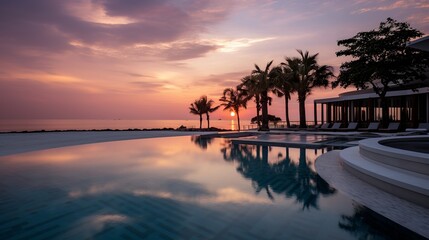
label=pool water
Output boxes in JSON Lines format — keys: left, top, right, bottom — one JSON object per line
{"left": 0, "top": 136, "right": 421, "bottom": 239}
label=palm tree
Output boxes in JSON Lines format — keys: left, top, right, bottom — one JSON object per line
{"left": 272, "top": 65, "right": 295, "bottom": 128}
{"left": 239, "top": 75, "right": 261, "bottom": 128}
{"left": 201, "top": 96, "right": 220, "bottom": 129}
{"left": 252, "top": 60, "right": 278, "bottom": 131}
{"left": 282, "top": 50, "right": 334, "bottom": 128}
{"left": 189, "top": 97, "right": 205, "bottom": 129}
{"left": 219, "top": 87, "right": 248, "bottom": 131}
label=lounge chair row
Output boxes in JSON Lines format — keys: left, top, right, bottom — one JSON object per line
{"left": 318, "top": 122, "right": 357, "bottom": 131}
{"left": 316, "top": 122, "right": 404, "bottom": 132}
{"left": 282, "top": 122, "right": 429, "bottom": 133}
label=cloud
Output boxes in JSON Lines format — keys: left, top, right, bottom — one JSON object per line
{"left": 193, "top": 71, "right": 249, "bottom": 88}
{"left": 133, "top": 187, "right": 269, "bottom": 204}
{"left": 129, "top": 81, "right": 167, "bottom": 93}
{"left": 132, "top": 41, "right": 219, "bottom": 61}
{"left": 0, "top": 0, "right": 232, "bottom": 66}
{"left": 354, "top": 0, "right": 429, "bottom": 14}
{"left": 120, "top": 72, "right": 155, "bottom": 78}
{"left": 406, "top": 14, "right": 429, "bottom": 25}
{"left": 210, "top": 37, "right": 276, "bottom": 53}
{"left": 162, "top": 42, "right": 219, "bottom": 60}
{"left": 129, "top": 80, "right": 182, "bottom": 93}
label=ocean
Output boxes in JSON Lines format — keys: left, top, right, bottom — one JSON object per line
{"left": 0, "top": 119, "right": 254, "bottom": 132}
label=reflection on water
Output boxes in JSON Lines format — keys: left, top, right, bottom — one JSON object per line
{"left": 221, "top": 141, "right": 336, "bottom": 209}
{"left": 0, "top": 136, "right": 422, "bottom": 239}
{"left": 191, "top": 135, "right": 213, "bottom": 150}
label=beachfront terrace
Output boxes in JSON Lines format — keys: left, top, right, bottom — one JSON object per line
{"left": 313, "top": 86, "right": 429, "bottom": 129}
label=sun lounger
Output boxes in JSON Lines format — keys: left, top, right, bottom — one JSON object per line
{"left": 319, "top": 122, "right": 341, "bottom": 131}
{"left": 336, "top": 122, "right": 358, "bottom": 131}
{"left": 329, "top": 122, "right": 342, "bottom": 130}
{"left": 378, "top": 122, "right": 400, "bottom": 132}
{"left": 319, "top": 123, "right": 331, "bottom": 130}
{"left": 405, "top": 123, "right": 429, "bottom": 133}
{"left": 358, "top": 122, "right": 380, "bottom": 131}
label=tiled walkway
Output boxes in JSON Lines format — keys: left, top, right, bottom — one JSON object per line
{"left": 315, "top": 151, "right": 429, "bottom": 238}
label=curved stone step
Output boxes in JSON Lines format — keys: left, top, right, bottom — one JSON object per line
{"left": 340, "top": 146, "right": 429, "bottom": 208}
{"left": 358, "top": 136, "right": 429, "bottom": 175}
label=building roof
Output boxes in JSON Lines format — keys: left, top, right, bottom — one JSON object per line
{"left": 315, "top": 87, "right": 429, "bottom": 103}
{"left": 407, "top": 35, "right": 429, "bottom": 52}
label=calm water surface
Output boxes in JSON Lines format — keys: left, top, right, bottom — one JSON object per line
{"left": 0, "top": 136, "right": 420, "bottom": 239}
{"left": 0, "top": 119, "right": 252, "bottom": 132}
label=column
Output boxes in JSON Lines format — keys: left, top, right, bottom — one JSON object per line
{"left": 321, "top": 103, "right": 325, "bottom": 124}
{"left": 314, "top": 102, "right": 318, "bottom": 125}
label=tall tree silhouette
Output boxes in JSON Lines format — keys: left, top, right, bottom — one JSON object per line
{"left": 252, "top": 60, "right": 279, "bottom": 131}
{"left": 219, "top": 87, "right": 248, "bottom": 131}
{"left": 239, "top": 75, "right": 262, "bottom": 128}
{"left": 273, "top": 65, "right": 295, "bottom": 128}
{"left": 333, "top": 18, "right": 429, "bottom": 127}
{"left": 189, "top": 97, "right": 205, "bottom": 129}
{"left": 201, "top": 96, "right": 219, "bottom": 129}
{"left": 283, "top": 50, "right": 333, "bottom": 128}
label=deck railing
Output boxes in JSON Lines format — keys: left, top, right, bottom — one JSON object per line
{"left": 242, "top": 121, "right": 317, "bottom": 130}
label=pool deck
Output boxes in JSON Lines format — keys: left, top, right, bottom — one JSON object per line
{"left": 0, "top": 131, "right": 212, "bottom": 156}
{"left": 230, "top": 130, "right": 380, "bottom": 148}
{"left": 316, "top": 150, "right": 429, "bottom": 238}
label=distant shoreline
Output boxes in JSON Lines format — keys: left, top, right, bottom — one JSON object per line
{"left": 0, "top": 127, "right": 231, "bottom": 134}
{"left": 0, "top": 119, "right": 246, "bottom": 132}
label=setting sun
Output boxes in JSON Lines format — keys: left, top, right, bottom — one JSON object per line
{"left": 230, "top": 111, "right": 235, "bottom": 117}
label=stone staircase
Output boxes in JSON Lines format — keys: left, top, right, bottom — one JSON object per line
{"left": 339, "top": 136, "right": 429, "bottom": 208}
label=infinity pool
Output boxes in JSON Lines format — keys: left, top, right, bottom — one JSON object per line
{"left": 0, "top": 136, "right": 420, "bottom": 239}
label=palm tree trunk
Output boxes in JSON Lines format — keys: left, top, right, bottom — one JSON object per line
{"left": 298, "top": 94, "right": 306, "bottom": 128}
{"left": 285, "top": 96, "right": 291, "bottom": 128}
{"left": 260, "top": 91, "right": 269, "bottom": 131}
{"left": 256, "top": 95, "right": 261, "bottom": 127}
{"left": 199, "top": 114, "right": 202, "bottom": 129}
{"left": 256, "top": 107, "right": 261, "bottom": 127}
{"left": 236, "top": 111, "right": 241, "bottom": 131}
{"left": 206, "top": 113, "right": 210, "bottom": 129}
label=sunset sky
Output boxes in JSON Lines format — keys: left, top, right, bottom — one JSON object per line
{"left": 1, "top": 0, "right": 428, "bottom": 120}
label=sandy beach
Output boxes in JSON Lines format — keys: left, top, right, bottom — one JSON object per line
{"left": 0, "top": 130, "right": 210, "bottom": 157}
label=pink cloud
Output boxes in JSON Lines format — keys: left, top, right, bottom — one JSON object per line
{"left": 355, "top": 0, "right": 429, "bottom": 14}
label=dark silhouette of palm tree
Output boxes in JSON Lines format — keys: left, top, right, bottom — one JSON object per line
{"left": 219, "top": 87, "right": 248, "bottom": 131}
{"left": 201, "top": 96, "right": 220, "bottom": 129}
{"left": 238, "top": 75, "right": 262, "bottom": 128}
{"left": 252, "top": 60, "right": 278, "bottom": 131}
{"left": 189, "top": 97, "right": 205, "bottom": 129}
{"left": 282, "top": 50, "right": 334, "bottom": 128}
{"left": 274, "top": 65, "right": 295, "bottom": 128}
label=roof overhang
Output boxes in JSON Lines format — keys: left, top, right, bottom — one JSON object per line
{"left": 314, "top": 87, "right": 429, "bottom": 104}
{"left": 407, "top": 35, "right": 429, "bottom": 52}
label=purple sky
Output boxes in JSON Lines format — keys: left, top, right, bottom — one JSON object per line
{"left": 1, "top": 0, "right": 428, "bottom": 120}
